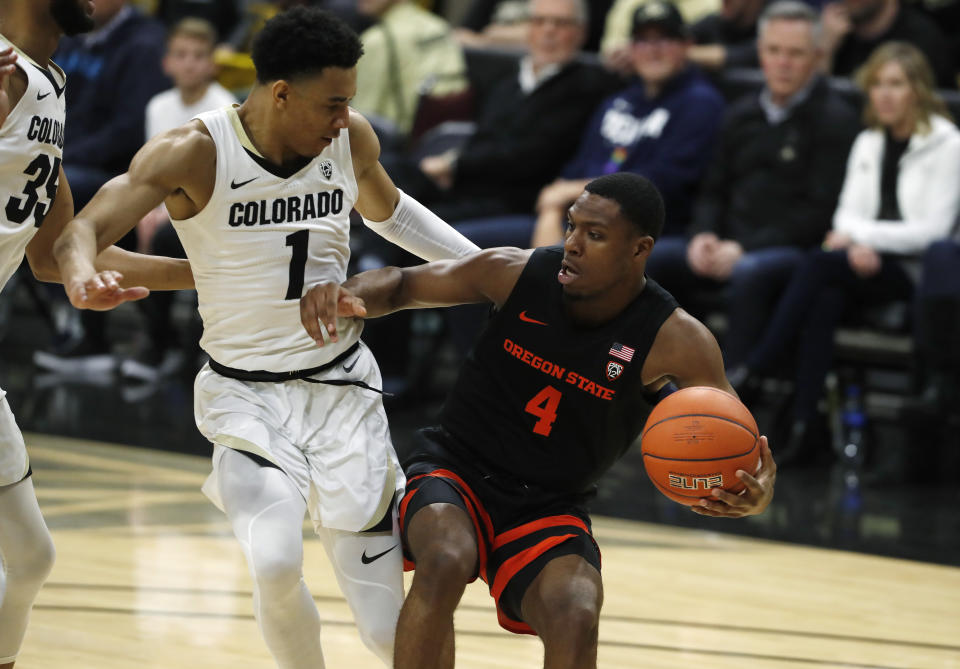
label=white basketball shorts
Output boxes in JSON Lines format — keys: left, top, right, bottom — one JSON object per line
{"left": 195, "top": 341, "right": 404, "bottom": 533}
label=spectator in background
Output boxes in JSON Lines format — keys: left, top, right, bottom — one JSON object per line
{"left": 730, "top": 42, "right": 960, "bottom": 462}
{"left": 34, "top": 0, "right": 169, "bottom": 373}
{"left": 352, "top": 0, "right": 469, "bottom": 138}
{"left": 53, "top": 0, "right": 168, "bottom": 210}
{"left": 123, "top": 17, "right": 237, "bottom": 382}
{"left": 530, "top": 0, "right": 724, "bottom": 246}
{"left": 687, "top": 0, "right": 766, "bottom": 71}
{"left": 457, "top": 0, "right": 614, "bottom": 51}
{"left": 600, "top": 0, "right": 719, "bottom": 71}
{"left": 821, "top": 0, "right": 955, "bottom": 89}
{"left": 394, "top": 0, "right": 620, "bottom": 226}
{"left": 154, "top": 0, "right": 239, "bottom": 40}
{"left": 644, "top": 1, "right": 859, "bottom": 373}
{"left": 146, "top": 18, "right": 236, "bottom": 140}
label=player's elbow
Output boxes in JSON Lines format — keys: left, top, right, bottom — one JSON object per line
{"left": 25, "top": 249, "right": 61, "bottom": 283}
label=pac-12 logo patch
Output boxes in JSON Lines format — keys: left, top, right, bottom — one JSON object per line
{"left": 606, "top": 360, "right": 623, "bottom": 380}
{"left": 319, "top": 159, "right": 334, "bottom": 180}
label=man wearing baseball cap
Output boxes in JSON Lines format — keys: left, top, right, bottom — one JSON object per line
{"left": 531, "top": 0, "right": 724, "bottom": 246}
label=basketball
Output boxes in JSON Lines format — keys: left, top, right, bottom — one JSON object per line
{"left": 641, "top": 386, "right": 760, "bottom": 506}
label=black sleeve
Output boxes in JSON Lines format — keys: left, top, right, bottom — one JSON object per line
{"left": 687, "top": 108, "right": 739, "bottom": 238}
{"left": 741, "top": 99, "right": 860, "bottom": 250}
{"left": 456, "top": 68, "right": 621, "bottom": 184}
{"left": 460, "top": 0, "right": 500, "bottom": 30}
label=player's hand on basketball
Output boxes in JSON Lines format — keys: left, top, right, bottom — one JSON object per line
{"left": 0, "top": 47, "right": 18, "bottom": 128}
{"left": 691, "top": 436, "right": 776, "bottom": 518}
{"left": 66, "top": 271, "right": 150, "bottom": 311}
{"left": 300, "top": 281, "right": 367, "bottom": 346}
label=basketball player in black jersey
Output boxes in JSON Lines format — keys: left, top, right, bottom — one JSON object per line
{"left": 302, "top": 172, "right": 777, "bottom": 669}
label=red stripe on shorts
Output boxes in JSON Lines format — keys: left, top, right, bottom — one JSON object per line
{"left": 489, "top": 534, "right": 577, "bottom": 635}
{"left": 492, "top": 514, "right": 590, "bottom": 551}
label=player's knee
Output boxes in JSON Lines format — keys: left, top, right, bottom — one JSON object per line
{"left": 7, "top": 528, "right": 55, "bottom": 590}
{"left": 412, "top": 542, "right": 475, "bottom": 593}
{"left": 537, "top": 594, "right": 600, "bottom": 648}
{"left": 250, "top": 547, "right": 302, "bottom": 596}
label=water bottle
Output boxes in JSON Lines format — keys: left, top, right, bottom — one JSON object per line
{"left": 839, "top": 383, "right": 868, "bottom": 467}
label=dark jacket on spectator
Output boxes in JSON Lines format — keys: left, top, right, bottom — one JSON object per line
{"left": 561, "top": 66, "right": 723, "bottom": 235}
{"left": 451, "top": 60, "right": 622, "bottom": 215}
{"left": 688, "top": 76, "right": 859, "bottom": 250}
{"left": 55, "top": 7, "right": 169, "bottom": 176}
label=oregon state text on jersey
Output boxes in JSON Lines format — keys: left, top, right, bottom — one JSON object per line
{"left": 439, "top": 247, "right": 679, "bottom": 496}
{"left": 171, "top": 106, "right": 360, "bottom": 372}
{"left": 0, "top": 37, "right": 66, "bottom": 292}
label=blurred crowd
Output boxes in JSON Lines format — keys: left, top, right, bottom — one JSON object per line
{"left": 16, "top": 0, "right": 960, "bottom": 473}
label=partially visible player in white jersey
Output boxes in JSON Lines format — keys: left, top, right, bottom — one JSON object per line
{"left": 0, "top": 1, "right": 195, "bottom": 667}
{"left": 54, "top": 6, "right": 479, "bottom": 667}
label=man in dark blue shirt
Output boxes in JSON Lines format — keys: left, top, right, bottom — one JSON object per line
{"left": 530, "top": 0, "right": 724, "bottom": 246}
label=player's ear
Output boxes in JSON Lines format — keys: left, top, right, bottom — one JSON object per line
{"left": 272, "top": 80, "right": 291, "bottom": 108}
{"left": 634, "top": 234, "right": 654, "bottom": 258}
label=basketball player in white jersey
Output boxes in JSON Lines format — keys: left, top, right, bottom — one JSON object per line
{"left": 0, "top": 2, "right": 196, "bottom": 667}
{"left": 53, "top": 7, "right": 479, "bottom": 667}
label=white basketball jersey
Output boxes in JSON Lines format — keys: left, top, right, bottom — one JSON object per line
{"left": 0, "top": 38, "right": 66, "bottom": 291}
{"left": 172, "top": 107, "right": 362, "bottom": 372}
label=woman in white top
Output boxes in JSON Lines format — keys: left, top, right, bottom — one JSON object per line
{"left": 731, "top": 41, "right": 960, "bottom": 463}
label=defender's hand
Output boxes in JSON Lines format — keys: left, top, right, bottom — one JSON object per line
{"left": 691, "top": 436, "right": 776, "bottom": 518}
{"left": 65, "top": 271, "right": 149, "bottom": 311}
{"left": 300, "top": 281, "right": 367, "bottom": 346}
{"left": 0, "top": 48, "right": 19, "bottom": 129}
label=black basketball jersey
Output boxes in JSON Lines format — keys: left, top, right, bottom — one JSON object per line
{"left": 439, "top": 247, "right": 679, "bottom": 495}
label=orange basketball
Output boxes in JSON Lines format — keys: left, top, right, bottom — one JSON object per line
{"left": 641, "top": 386, "right": 760, "bottom": 506}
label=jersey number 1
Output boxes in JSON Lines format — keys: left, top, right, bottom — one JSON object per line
{"left": 525, "top": 386, "right": 562, "bottom": 436}
{"left": 284, "top": 229, "right": 308, "bottom": 299}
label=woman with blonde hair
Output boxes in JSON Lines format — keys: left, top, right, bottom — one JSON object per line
{"left": 728, "top": 41, "right": 960, "bottom": 464}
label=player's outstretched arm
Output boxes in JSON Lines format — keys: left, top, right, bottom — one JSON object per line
{"left": 349, "top": 111, "right": 478, "bottom": 261}
{"left": 644, "top": 309, "right": 777, "bottom": 517}
{"left": 301, "top": 247, "right": 530, "bottom": 346}
{"left": 52, "top": 125, "right": 210, "bottom": 309}
{"left": 27, "top": 166, "right": 155, "bottom": 310}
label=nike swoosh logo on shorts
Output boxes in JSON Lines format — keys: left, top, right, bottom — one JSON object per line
{"left": 361, "top": 544, "right": 399, "bottom": 564}
{"left": 230, "top": 176, "right": 258, "bottom": 189}
{"left": 518, "top": 310, "right": 548, "bottom": 326}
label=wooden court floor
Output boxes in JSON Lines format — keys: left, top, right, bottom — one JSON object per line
{"left": 14, "top": 433, "right": 960, "bottom": 668}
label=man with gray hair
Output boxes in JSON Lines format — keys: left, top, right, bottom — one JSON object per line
{"left": 403, "top": 0, "right": 620, "bottom": 224}
{"left": 645, "top": 0, "right": 860, "bottom": 376}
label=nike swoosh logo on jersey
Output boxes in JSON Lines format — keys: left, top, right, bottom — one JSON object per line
{"left": 361, "top": 544, "right": 399, "bottom": 564}
{"left": 230, "top": 176, "right": 258, "bottom": 189}
{"left": 37, "top": 91, "right": 51, "bottom": 101}
{"left": 343, "top": 355, "right": 360, "bottom": 373}
{"left": 518, "top": 311, "right": 548, "bottom": 326}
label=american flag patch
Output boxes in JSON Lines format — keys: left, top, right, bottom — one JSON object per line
{"left": 609, "top": 342, "right": 635, "bottom": 362}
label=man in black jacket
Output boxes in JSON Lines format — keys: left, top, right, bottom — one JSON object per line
{"left": 645, "top": 0, "right": 859, "bottom": 370}
{"left": 395, "top": 0, "right": 621, "bottom": 225}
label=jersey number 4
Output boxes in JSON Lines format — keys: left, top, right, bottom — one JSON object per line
{"left": 525, "top": 385, "right": 562, "bottom": 436}
{"left": 5, "top": 154, "right": 61, "bottom": 228}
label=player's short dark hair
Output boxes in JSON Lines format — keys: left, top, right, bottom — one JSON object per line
{"left": 252, "top": 6, "right": 364, "bottom": 84}
{"left": 584, "top": 172, "right": 665, "bottom": 240}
